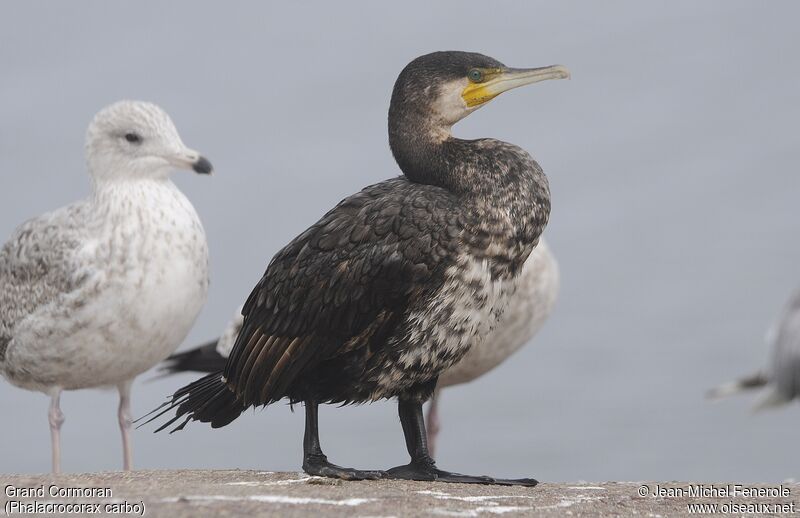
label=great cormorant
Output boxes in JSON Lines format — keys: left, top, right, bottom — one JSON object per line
{"left": 161, "top": 238, "right": 559, "bottom": 457}
{"left": 145, "top": 51, "right": 569, "bottom": 486}
{"left": 0, "top": 101, "right": 212, "bottom": 473}
{"left": 708, "top": 289, "right": 800, "bottom": 409}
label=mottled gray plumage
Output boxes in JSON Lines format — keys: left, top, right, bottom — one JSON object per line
{"left": 0, "top": 204, "right": 86, "bottom": 366}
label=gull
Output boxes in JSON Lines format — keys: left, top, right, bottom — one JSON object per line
{"left": 0, "top": 100, "right": 212, "bottom": 473}
{"left": 708, "top": 290, "right": 800, "bottom": 409}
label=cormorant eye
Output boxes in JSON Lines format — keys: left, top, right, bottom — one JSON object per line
{"left": 468, "top": 69, "right": 484, "bottom": 83}
{"left": 124, "top": 133, "right": 142, "bottom": 144}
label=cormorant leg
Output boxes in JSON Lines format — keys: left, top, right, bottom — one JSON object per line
{"left": 117, "top": 380, "right": 133, "bottom": 471}
{"left": 426, "top": 389, "right": 441, "bottom": 458}
{"left": 386, "top": 398, "right": 538, "bottom": 487}
{"left": 48, "top": 387, "right": 65, "bottom": 474}
{"left": 301, "top": 400, "right": 384, "bottom": 480}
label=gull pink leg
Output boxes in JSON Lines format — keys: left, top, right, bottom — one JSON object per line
{"left": 118, "top": 380, "right": 134, "bottom": 471}
{"left": 48, "top": 387, "right": 65, "bottom": 474}
{"left": 425, "top": 389, "right": 441, "bottom": 459}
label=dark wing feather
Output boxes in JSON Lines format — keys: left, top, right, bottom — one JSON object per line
{"left": 160, "top": 340, "right": 227, "bottom": 374}
{"left": 225, "top": 178, "right": 457, "bottom": 407}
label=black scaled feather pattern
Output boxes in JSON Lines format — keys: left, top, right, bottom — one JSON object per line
{"left": 143, "top": 51, "right": 565, "bottom": 487}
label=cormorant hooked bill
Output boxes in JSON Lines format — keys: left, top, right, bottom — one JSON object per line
{"left": 143, "top": 51, "right": 569, "bottom": 486}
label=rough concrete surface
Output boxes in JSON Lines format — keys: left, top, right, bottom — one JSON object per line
{"left": 1, "top": 470, "right": 797, "bottom": 517}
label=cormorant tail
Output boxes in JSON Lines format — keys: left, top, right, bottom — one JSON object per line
{"left": 706, "top": 372, "right": 768, "bottom": 399}
{"left": 160, "top": 339, "right": 227, "bottom": 374}
{"left": 136, "top": 372, "right": 245, "bottom": 433}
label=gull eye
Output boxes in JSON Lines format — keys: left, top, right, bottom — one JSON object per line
{"left": 468, "top": 69, "right": 484, "bottom": 83}
{"left": 124, "top": 133, "right": 142, "bottom": 144}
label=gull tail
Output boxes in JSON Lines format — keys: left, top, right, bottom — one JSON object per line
{"left": 707, "top": 372, "right": 768, "bottom": 399}
{"left": 136, "top": 372, "right": 245, "bottom": 433}
{"left": 160, "top": 339, "right": 227, "bottom": 375}
{"left": 752, "top": 388, "right": 792, "bottom": 412}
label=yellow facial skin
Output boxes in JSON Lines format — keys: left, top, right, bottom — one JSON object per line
{"left": 461, "top": 65, "right": 571, "bottom": 108}
{"left": 461, "top": 68, "right": 505, "bottom": 107}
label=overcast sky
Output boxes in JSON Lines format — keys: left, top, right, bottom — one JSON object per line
{"left": 0, "top": 1, "right": 798, "bottom": 482}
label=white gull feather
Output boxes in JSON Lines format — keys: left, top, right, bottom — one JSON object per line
{"left": 0, "top": 100, "right": 211, "bottom": 472}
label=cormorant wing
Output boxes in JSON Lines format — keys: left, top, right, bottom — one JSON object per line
{"left": 224, "top": 178, "right": 457, "bottom": 407}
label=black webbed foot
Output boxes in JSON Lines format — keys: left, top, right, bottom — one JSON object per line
{"left": 386, "top": 457, "right": 537, "bottom": 487}
{"left": 303, "top": 453, "right": 385, "bottom": 481}
{"left": 386, "top": 458, "right": 438, "bottom": 481}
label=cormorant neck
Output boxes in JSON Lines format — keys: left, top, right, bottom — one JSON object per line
{"left": 388, "top": 107, "right": 529, "bottom": 196}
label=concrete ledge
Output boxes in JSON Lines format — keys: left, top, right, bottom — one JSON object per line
{"left": 1, "top": 470, "right": 797, "bottom": 517}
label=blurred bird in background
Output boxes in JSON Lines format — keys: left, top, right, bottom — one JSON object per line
{"left": 708, "top": 290, "right": 800, "bottom": 409}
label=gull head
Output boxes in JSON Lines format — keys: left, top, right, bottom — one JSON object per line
{"left": 85, "top": 100, "right": 213, "bottom": 182}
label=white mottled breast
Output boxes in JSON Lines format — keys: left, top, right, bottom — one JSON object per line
{"left": 430, "top": 257, "right": 515, "bottom": 354}
{"left": 4, "top": 179, "right": 209, "bottom": 391}
{"left": 438, "top": 238, "right": 559, "bottom": 387}
{"left": 377, "top": 252, "right": 519, "bottom": 395}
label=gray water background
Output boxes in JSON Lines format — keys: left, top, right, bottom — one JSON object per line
{"left": 0, "top": 1, "right": 797, "bottom": 482}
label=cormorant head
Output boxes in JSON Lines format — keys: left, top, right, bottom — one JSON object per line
{"left": 390, "top": 51, "right": 570, "bottom": 128}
